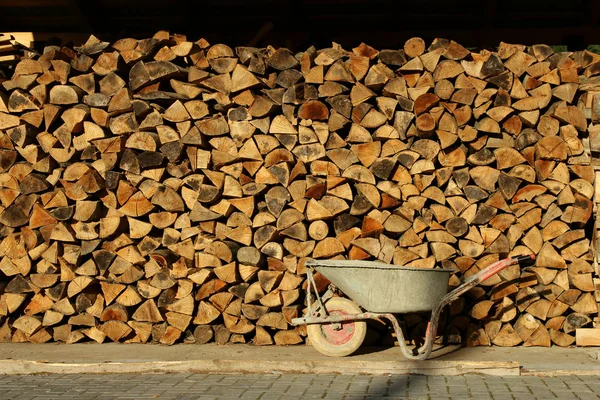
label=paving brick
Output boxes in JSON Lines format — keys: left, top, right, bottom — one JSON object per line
{"left": 1, "top": 373, "right": 600, "bottom": 398}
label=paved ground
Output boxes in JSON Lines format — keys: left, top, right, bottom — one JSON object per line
{"left": 0, "top": 373, "right": 599, "bottom": 400}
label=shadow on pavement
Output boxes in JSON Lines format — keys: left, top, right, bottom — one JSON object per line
{"left": 362, "top": 374, "right": 429, "bottom": 398}
{"left": 350, "top": 344, "right": 461, "bottom": 359}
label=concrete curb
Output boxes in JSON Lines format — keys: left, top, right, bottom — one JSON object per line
{"left": 521, "top": 369, "right": 600, "bottom": 377}
{"left": 0, "top": 359, "right": 521, "bottom": 376}
{"left": 0, "top": 344, "right": 598, "bottom": 376}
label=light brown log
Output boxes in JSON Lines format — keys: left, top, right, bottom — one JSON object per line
{"left": 491, "top": 324, "right": 522, "bottom": 346}
{"left": 514, "top": 313, "right": 540, "bottom": 342}
{"left": 97, "top": 320, "right": 131, "bottom": 343}
{"left": 550, "top": 329, "right": 575, "bottom": 347}
{"left": 470, "top": 300, "right": 494, "bottom": 320}
{"left": 257, "top": 312, "right": 287, "bottom": 330}
{"left": 572, "top": 293, "right": 598, "bottom": 314}
{"left": 524, "top": 324, "right": 551, "bottom": 347}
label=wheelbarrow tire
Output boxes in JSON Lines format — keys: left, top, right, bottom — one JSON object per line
{"left": 307, "top": 297, "right": 366, "bottom": 357}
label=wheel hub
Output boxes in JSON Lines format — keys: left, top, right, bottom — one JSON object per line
{"left": 320, "top": 309, "right": 355, "bottom": 345}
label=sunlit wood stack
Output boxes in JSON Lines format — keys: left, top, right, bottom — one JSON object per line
{"left": 0, "top": 34, "right": 21, "bottom": 64}
{"left": 0, "top": 32, "right": 597, "bottom": 347}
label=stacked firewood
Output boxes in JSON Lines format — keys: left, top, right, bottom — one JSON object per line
{"left": 0, "top": 32, "right": 597, "bottom": 347}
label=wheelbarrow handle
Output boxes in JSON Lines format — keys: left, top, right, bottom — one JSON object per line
{"left": 441, "top": 253, "right": 535, "bottom": 309}
{"left": 408, "top": 254, "right": 535, "bottom": 361}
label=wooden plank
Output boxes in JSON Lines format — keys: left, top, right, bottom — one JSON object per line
{"left": 576, "top": 328, "right": 600, "bottom": 346}
{"left": 4, "top": 32, "right": 90, "bottom": 48}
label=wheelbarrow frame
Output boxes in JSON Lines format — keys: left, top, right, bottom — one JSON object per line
{"left": 292, "top": 254, "right": 535, "bottom": 360}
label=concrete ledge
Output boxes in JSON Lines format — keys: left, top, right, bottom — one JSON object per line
{"left": 522, "top": 369, "right": 600, "bottom": 377}
{"left": 0, "top": 359, "right": 520, "bottom": 376}
{"left": 0, "top": 343, "right": 598, "bottom": 376}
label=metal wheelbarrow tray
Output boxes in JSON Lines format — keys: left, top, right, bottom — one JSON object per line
{"left": 291, "top": 254, "right": 535, "bottom": 360}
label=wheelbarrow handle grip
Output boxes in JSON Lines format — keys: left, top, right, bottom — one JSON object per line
{"left": 514, "top": 254, "right": 536, "bottom": 267}
{"left": 455, "top": 254, "right": 535, "bottom": 297}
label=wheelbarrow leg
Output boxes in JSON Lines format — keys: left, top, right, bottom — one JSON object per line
{"left": 392, "top": 254, "right": 536, "bottom": 361}
{"left": 374, "top": 314, "right": 425, "bottom": 360}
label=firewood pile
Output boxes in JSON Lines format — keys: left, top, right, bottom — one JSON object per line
{"left": 0, "top": 31, "right": 598, "bottom": 347}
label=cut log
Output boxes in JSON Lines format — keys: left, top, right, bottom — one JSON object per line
{"left": 491, "top": 324, "right": 522, "bottom": 346}
{"left": 549, "top": 329, "right": 575, "bottom": 347}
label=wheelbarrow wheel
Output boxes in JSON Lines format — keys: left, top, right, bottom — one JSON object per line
{"left": 307, "top": 297, "right": 366, "bottom": 357}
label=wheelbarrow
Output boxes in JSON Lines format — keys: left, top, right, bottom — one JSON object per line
{"left": 291, "top": 254, "right": 535, "bottom": 360}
